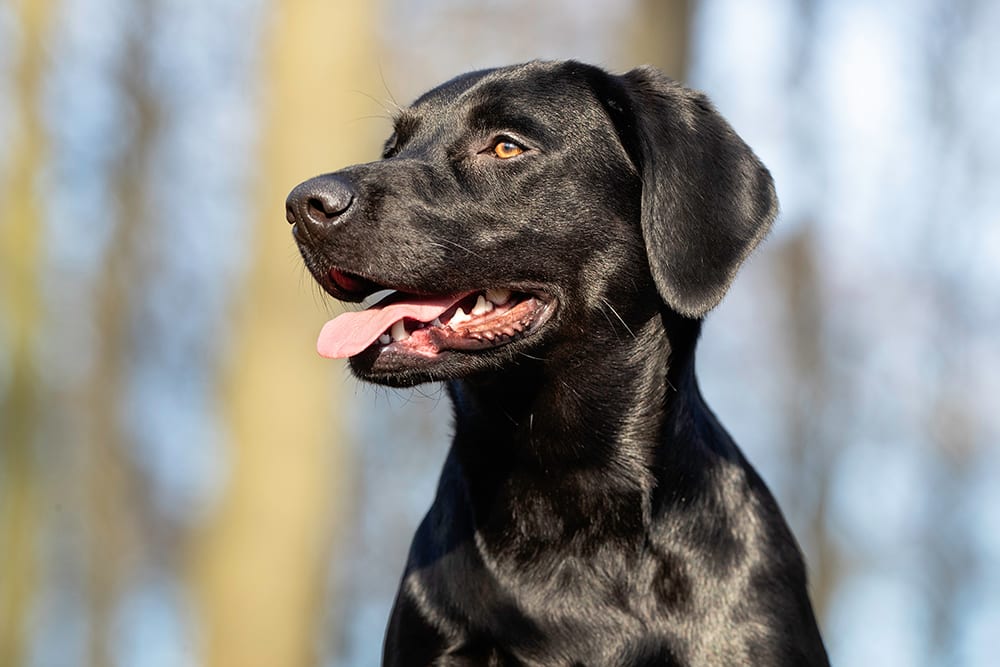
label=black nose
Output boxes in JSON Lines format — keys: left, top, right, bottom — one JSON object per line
{"left": 285, "top": 174, "right": 355, "bottom": 237}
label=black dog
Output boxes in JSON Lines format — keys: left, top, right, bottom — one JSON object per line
{"left": 287, "top": 61, "right": 828, "bottom": 666}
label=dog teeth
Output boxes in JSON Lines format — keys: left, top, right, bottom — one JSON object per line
{"left": 485, "top": 288, "right": 511, "bottom": 305}
{"left": 471, "top": 294, "right": 493, "bottom": 316}
{"left": 390, "top": 320, "right": 410, "bottom": 342}
{"left": 379, "top": 333, "right": 391, "bottom": 345}
{"left": 432, "top": 317, "right": 443, "bottom": 327}
{"left": 450, "top": 307, "right": 471, "bottom": 326}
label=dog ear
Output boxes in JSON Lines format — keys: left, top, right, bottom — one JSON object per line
{"left": 607, "top": 66, "right": 778, "bottom": 318}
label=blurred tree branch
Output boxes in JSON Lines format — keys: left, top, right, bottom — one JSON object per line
{"left": 0, "top": 1, "right": 53, "bottom": 664}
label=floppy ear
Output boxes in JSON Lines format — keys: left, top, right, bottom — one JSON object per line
{"left": 609, "top": 66, "right": 778, "bottom": 318}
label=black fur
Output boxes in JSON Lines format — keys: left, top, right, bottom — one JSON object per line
{"left": 287, "top": 60, "right": 828, "bottom": 666}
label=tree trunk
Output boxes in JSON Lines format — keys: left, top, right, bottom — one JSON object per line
{"left": 80, "top": 5, "right": 159, "bottom": 664}
{"left": 630, "top": 0, "right": 692, "bottom": 80}
{"left": 0, "top": 1, "right": 53, "bottom": 664}
{"left": 189, "top": 1, "right": 381, "bottom": 665}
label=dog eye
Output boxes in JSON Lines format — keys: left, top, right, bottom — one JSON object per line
{"left": 492, "top": 140, "right": 524, "bottom": 159}
{"left": 382, "top": 138, "right": 400, "bottom": 159}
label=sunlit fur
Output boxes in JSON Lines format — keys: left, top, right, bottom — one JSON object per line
{"left": 288, "top": 60, "right": 828, "bottom": 666}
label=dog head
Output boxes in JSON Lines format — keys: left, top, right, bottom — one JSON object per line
{"left": 286, "top": 61, "right": 776, "bottom": 386}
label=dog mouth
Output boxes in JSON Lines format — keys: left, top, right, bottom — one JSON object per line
{"left": 316, "top": 270, "right": 554, "bottom": 361}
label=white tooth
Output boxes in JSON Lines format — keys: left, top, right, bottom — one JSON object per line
{"left": 379, "top": 333, "right": 391, "bottom": 345}
{"left": 471, "top": 294, "right": 493, "bottom": 316}
{"left": 432, "top": 317, "right": 443, "bottom": 327}
{"left": 361, "top": 289, "right": 397, "bottom": 309}
{"left": 485, "top": 288, "right": 511, "bottom": 305}
{"left": 451, "top": 307, "right": 470, "bottom": 326}
{"left": 391, "top": 320, "right": 409, "bottom": 342}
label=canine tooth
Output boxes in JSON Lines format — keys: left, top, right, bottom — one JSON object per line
{"left": 451, "top": 307, "right": 470, "bottom": 326}
{"left": 471, "top": 294, "right": 493, "bottom": 316}
{"left": 485, "top": 288, "right": 511, "bottom": 305}
{"left": 391, "top": 320, "right": 410, "bottom": 342}
{"left": 379, "top": 333, "right": 391, "bottom": 345}
{"left": 432, "top": 317, "right": 443, "bottom": 327}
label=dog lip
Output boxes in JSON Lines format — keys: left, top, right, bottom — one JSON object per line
{"left": 322, "top": 267, "right": 390, "bottom": 303}
{"left": 320, "top": 266, "right": 453, "bottom": 304}
{"left": 328, "top": 268, "right": 371, "bottom": 295}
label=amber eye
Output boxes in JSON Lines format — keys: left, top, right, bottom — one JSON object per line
{"left": 493, "top": 140, "right": 524, "bottom": 159}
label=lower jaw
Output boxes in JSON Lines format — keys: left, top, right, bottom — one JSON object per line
{"left": 348, "top": 345, "right": 502, "bottom": 387}
{"left": 348, "top": 349, "right": 460, "bottom": 386}
{"left": 373, "top": 320, "right": 532, "bottom": 358}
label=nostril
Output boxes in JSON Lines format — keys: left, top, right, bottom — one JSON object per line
{"left": 307, "top": 195, "right": 348, "bottom": 221}
{"left": 286, "top": 203, "right": 297, "bottom": 225}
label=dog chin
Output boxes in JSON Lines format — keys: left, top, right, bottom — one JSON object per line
{"left": 345, "top": 333, "right": 539, "bottom": 387}
{"left": 346, "top": 349, "right": 495, "bottom": 387}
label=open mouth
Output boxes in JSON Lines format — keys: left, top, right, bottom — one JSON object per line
{"left": 316, "top": 271, "right": 554, "bottom": 360}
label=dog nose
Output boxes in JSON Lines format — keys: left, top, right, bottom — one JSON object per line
{"left": 285, "top": 175, "right": 355, "bottom": 236}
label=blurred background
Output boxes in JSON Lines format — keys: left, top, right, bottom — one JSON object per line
{"left": 1, "top": 0, "right": 998, "bottom": 665}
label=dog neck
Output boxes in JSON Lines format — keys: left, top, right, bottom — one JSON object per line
{"left": 444, "top": 310, "right": 712, "bottom": 545}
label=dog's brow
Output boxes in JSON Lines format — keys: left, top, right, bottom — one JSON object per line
{"left": 392, "top": 112, "right": 420, "bottom": 139}
{"left": 466, "top": 102, "right": 545, "bottom": 139}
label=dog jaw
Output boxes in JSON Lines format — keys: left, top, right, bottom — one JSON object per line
{"left": 319, "top": 286, "right": 556, "bottom": 373}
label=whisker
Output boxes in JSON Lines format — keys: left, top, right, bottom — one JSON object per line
{"left": 377, "top": 62, "right": 403, "bottom": 114}
{"left": 349, "top": 113, "right": 394, "bottom": 124}
{"left": 428, "top": 239, "right": 487, "bottom": 261}
{"left": 600, "top": 298, "right": 636, "bottom": 339}
{"left": 558, "top": 379, "right": 584, "bottom": 402}
{"left": 349, "top": 88, "right": 400, "bottom": 119}
{"left": 596, "top": 302, "right": 621, "bottom": 343}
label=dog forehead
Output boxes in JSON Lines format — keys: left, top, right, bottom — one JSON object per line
{"left": 407, "top": 61, "right": 605, "bottom": 131}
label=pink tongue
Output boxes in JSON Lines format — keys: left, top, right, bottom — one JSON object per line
{"left": 317, "top": 293, "right": 465, "bottom": 359}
